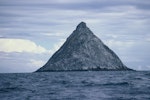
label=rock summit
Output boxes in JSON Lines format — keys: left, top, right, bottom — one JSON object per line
{"left": 36, "top": 22, "right": 132, "bottom": 72}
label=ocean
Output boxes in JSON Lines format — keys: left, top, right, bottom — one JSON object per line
{"left": 0, "top": 71, "right": 150, "bottom": 100}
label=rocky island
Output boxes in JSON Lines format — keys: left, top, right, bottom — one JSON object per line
{"left": 36, "top": 22, "right": 132, "bottom": 72}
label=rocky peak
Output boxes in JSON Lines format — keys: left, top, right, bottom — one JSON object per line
{"left": 36, "top": 22, "right": 132, "bottom": 72}
{"left": 67, "top": 22, "right": 93, "bottom": 41}
{"left": 76, "top": 22, "right": 86, "bottom": 29}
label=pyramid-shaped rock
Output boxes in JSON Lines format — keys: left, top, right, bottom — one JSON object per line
{"left": 36, "top": 22, "right": 132, "bottom": 72}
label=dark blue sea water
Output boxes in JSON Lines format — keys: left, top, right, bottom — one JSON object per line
{"left": 0, "top": 71, "right": 150, "bottom": 100}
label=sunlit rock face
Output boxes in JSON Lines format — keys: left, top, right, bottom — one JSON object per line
{"left": 36, "top": 22, "right": 132, "bottom": 72}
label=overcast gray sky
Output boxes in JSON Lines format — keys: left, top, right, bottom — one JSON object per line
{"left": 0, "top": 0, "right": 150, "bottom": 73}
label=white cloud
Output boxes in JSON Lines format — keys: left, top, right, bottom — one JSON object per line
{"left": 104, "top": 39, "right": 134, "bottom": 50}
{"left": 0, "top": 39, "right": 48, "bottom": 53}
{"left": 146, "top": 37, "right": 150, "bottom": 42}
{"left": 49, "top": 39, "right": 65, "bottom": 54}
{"left": 29, "top": 59, "right": 45, "bottom": 67}
{"left": 42, "top": 32, "right": 65, "bottom": 37}
{"left": 135, "top": 65, "right": 150, "bottom": 71}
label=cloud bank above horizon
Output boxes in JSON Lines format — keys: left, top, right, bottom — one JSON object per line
{"left": 0, "top": 0, "right": 150, "bottom": 72}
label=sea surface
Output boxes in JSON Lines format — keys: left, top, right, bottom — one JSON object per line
{"left": 0, "top": 71, "right": 150, "bottom": 100}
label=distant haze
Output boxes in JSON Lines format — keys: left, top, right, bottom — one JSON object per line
{"left": 0, "top": 0, "right": 150, "bottom": 73}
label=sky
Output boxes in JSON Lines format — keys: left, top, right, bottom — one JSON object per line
{"left": 0, "top": 0, "right": 150, "bottom": 73}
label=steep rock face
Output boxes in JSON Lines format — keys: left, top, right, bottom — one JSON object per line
{"left": 36, "top": 22, "right": 132, "bottom": 72}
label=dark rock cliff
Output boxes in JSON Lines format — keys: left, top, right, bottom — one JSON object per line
{"left": 36, "top": 22, "right": 132, "bottom": 72}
